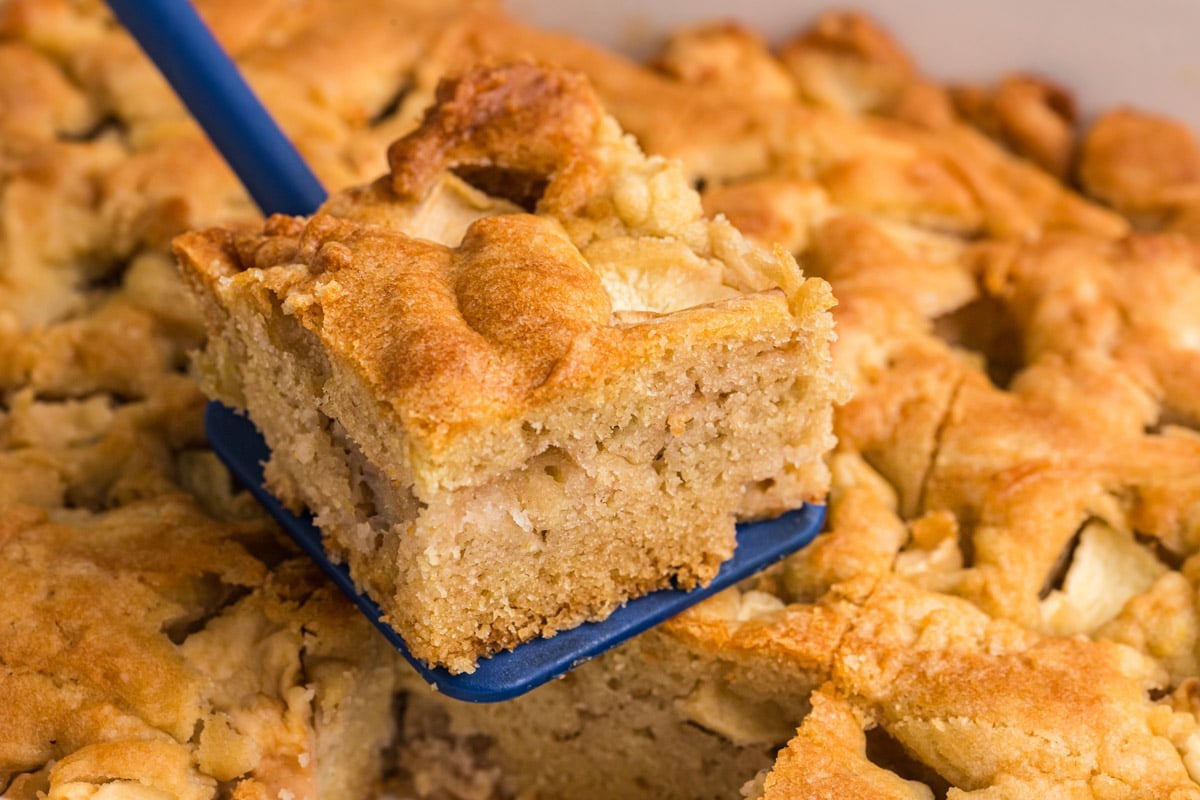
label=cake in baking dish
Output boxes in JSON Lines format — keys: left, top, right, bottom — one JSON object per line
{"left": 0, "top": 495, "right": 398, "bottom": 800}
{"left": 174, "top": 63, "right": 841, "bottom": 673}
{"left": 8, "top": 0, "right": 1200, "bottom": 796}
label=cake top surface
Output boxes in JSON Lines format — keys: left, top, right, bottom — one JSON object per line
{"left": 174, "top": 64, "right": 833, "bottom": 459}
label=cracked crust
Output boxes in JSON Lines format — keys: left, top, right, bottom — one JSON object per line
{"left": 5, "top": 0, "right": 1200, "bottom": 797}
{"left": 0, "top": 497, "right": 397, "bottom": 800}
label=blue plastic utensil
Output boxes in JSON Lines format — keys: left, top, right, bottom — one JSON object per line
{"left": 105, "top": 0, "right": 325, "bottom": 216}
{"left": 108, "top": 0, "right": 827, "bottom": 702}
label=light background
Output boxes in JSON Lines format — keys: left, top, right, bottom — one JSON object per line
{"left": 511, "top": 0, "right": 1200, "bottom": 132}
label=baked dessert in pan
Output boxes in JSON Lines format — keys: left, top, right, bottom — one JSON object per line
{"left": 174, "top": 62, "right": 840, "bottom": 674}
{"left": 3, "top": 0, "right": 1200, "bottom": 798}
{"left": 0, "top": 497, "right": 398, "bottom": 800}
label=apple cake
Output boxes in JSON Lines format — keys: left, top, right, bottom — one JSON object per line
{"left": 5, "top": 0, "right": 1200, "bottom": 798}
{"left": 173, "top": 62, "right": 840, "bottom": 673}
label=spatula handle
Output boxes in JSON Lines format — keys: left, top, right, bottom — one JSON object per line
{"left": 104, "top": 0, "right": 327, "bottom": 216}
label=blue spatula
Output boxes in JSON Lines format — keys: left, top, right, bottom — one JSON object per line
{"left": 106, "top": 0, "right": 826, "bottom": 702}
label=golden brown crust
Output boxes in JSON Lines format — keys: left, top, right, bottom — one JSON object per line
{"left": 760, "top": 688, "right": 933, "bottom": 800}
{"left": 1079, "top": 108, "right": 1200, "bottom": 224}
{"left": 388, "top": 63, "right": 604, "bottom": 206}
{"left": 651, "top": 22, "right": 797, "bottom": 102}
{"left": 976, "top": 232, "right": 1200, "bottom": 427}
{"left": 6, "top": 0, "right": 1200, "bottom": 795}
{"left": 951, "top": 74, "right": 1078, "bottom": 179}
{"left": 776, "top": 10, "right": 925, "bottom": 118}
{"left": 0, "top": 497, "right": 398, "bottom": 799}
{"left": 833, "top": 578, "right": 1196, "bottom": 797}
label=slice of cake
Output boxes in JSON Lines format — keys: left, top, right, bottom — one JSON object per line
{"left": 174, "top": 64, "right": 841, "bottom": 674}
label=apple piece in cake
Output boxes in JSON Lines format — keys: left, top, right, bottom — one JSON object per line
{"left": 174, "top": 64, "right": 842, "bottom": 674}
